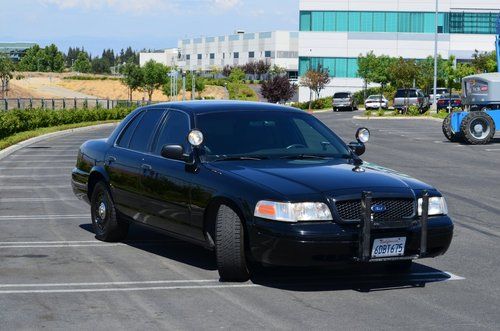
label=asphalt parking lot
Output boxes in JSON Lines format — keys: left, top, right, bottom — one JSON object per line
{"left": 0, "top": 111, "right": 499, "bottom": 330}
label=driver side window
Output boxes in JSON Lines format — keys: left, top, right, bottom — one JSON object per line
{"left": 153, "top": 110, "right": 191, "bottom": 155}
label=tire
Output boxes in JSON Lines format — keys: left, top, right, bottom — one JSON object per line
{"left": 384, "top": 260, "right": 412, "bottom": 273}
{"left": 460, "top": 112, "right": 496, "bottom": 145}
{"left": 215, "top": 204, "right": 250, "bottom": 282}
{"left": 442, "top": 113, "right": 462, "bottom": 142}
{"left": 90, "top": 181, "right": 129, "bottom": 242}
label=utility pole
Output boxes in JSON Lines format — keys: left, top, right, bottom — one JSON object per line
{"left": 192, "top": 72, "right": 195, "bottom": 100}
{"left": 432, "top": 0, "right": 439, "bottom": 112}
{"left": 182, "top": 71, "right": 186, "bottom": 101}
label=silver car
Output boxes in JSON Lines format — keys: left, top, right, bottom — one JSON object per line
{"left": 393, "top": 88, "right": 430, "bottom": 112}
{"left": 364, "top": 95, "right": 388, "bottom": 110}
{"left": 333, "top": 92, "right": 357, "bottom": 112}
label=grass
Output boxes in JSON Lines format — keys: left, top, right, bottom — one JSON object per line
{"left": 0, "top": 120, "right": 119, "bottom": 151}
{"left": 227, "top": 83, "right": 258, "bottom": 101}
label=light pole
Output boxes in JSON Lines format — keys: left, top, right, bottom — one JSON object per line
{"left": 432, "top": 0, "right": 439, "bottom": 112}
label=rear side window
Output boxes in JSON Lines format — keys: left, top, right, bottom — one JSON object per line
{"left": 395, "top": 90, "right": 417, "bottom": 98}
{"left": 117, "top": 112, "right": 145, "bottom": 148}
{"left": 129, "top": 109, "right": 165, "bottom": 152}
{"left": 153, "top": 110, "right": 191, "bottom": 155}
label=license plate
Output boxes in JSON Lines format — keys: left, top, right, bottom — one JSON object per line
{"left": 371, "top": 237, "right": 406, "bottom": 258}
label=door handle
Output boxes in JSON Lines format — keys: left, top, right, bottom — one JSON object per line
{"left": 141, "top": 164, "right": 152, "bottom": 171}
{"left": 106, "top": 156, "right": 117, "bottom": 165}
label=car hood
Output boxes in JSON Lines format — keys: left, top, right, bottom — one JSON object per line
{"left": 209, "top": 159, "right": 433, "bottom": 198}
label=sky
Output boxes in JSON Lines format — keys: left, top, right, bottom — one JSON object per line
{"left": 0, "top": 0, "right": 299, "bottom": 56}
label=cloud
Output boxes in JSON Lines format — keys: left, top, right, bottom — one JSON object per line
{"left": 40, "top": 0, "right": 242, "bottom": 13}
{"left": 212, "top": 0, "right": 241, "bottom": 9}
{"left": 39, "top": 0, "right": 171, "bottom": 13}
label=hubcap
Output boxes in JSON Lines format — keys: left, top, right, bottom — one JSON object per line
{"left": 469, "top": 118, "right": 490, "bottom": 139}
{"left": 98, "top": 201, "right": 107, "bottom": 221}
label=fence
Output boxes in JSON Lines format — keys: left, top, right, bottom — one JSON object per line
{"left": 0, "top": 98, "right": 158, "bottom": 111}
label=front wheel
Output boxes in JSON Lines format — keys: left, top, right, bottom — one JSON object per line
{"left": 460, "top": 112, "right": 495, "bottom": 145}
{"left": 215, "top": 205, "right": 250, "bottom": 282}
{"left": 90, "top": 182, "right": 129, "bottom": 242}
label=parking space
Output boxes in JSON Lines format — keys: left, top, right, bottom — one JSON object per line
{"left": 0, "top": 114, "right": 499, "bottom": 329}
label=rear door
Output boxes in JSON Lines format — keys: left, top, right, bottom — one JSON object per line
{"left": 106, "top": 108, "right": 166, "bottom": 220}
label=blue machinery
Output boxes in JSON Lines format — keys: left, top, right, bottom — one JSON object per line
{"left": 497, "top": 15, "right": 500, "bottom": 73}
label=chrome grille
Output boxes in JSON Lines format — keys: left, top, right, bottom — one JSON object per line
{"left": 335, "top": 198, "right": 415, "bottom": 222}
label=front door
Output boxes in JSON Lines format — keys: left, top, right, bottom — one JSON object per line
{"left": 139, "top": 110, "right": 203, "bottom": 241}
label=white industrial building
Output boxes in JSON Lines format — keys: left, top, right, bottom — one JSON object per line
{"left": 140, "top": 31, "right": 299, "bottom": 78}
{"left": 139, "top": 48, "right": 179, "bottom": 67}
{"left": 298, "top": 0, "right": 500, "bottom": 101}
{"left": 177, "top": 31, "right": 298, "bottom": 77}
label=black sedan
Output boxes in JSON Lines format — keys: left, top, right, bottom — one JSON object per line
{"left": 72, "top": 101, "right": 453, "bottom": 281}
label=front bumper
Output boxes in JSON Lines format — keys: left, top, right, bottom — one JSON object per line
{"left": 247, "top": 216, "right": 453, "bottom": 267}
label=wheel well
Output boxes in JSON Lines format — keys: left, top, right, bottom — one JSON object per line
{"left": 87, "top": 172, "right": 106, "bottom": 201}
{"left": 203, "top": 197, "right": 247, "bottom": 249}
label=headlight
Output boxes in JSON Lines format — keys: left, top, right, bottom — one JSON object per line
{"left": 254, "top": 201, "right": 333, "bottom": 222}
{"left": 418, "top": 197, "right": 448, "bottom": 216}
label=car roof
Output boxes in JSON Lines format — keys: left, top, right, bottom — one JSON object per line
{"left": 463, "top": 72, "right": 500, "bottom": 83}
{"left": 142, "top": 100, "right": 303, "bottom": 115}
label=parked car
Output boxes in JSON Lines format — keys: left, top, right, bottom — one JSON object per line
{"left": 429, "top": 88, "right": 449, "bottom": 104}
{"left": 333, "top": 92, "right": 357, "bottom": 111}
{"left": 437, "top": 94, "right": 463, "bottom": 112}
{"left": 72, "top": 101, "right": 453, "bottom": 281}
{"left": 393, "top": 88, "right": 430, "bottom": 112}
{"left": 364, "top": 95, "right": 388, "bottom": 110}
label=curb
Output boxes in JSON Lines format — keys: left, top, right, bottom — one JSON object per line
{"left": 353, "top": 116, "right": 443, "bottom": 122}
{"left": 0, "top": 122, "right": 118, "bottom": 161}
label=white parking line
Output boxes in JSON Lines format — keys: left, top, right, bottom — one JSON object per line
{"left": 0, "top": 166, "right": 73, "bottom": 170}
{"left": 0, "top": 197, "right": 76, "bottom": 202}
{"left": 0, "top": 174, "right": 68, "bottom": 178}
{"left": 485, "top": 149, "right": 500, "bottom": 152}
{"left": 0, "top": 214, "right": 88, "bottom": 220}
{"left": 0, "top": 185, "right": 69, "bottom": 190}
{"left": 0, "top": 284, "right": 259, "bottom": 294}
{"left": 9, "top": 154, "right": 77, "bottom": 158}
{"left": 0, "top": 240, "right": 184, "bottom": 248}
{"left": 0, "top": 271, "right": 464, "bottom": 294}
{"left": 0, "top": 160, "right": 74, "bottom": 163}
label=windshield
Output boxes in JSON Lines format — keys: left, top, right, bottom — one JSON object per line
{"left": 196, "top": 111, "right": 351, "bottom": 161}
{"left": 367, "top": 95, "right": 383, "bottom": 100}
{"left": 333, "top": 93, "right": 350, "bottom": 99}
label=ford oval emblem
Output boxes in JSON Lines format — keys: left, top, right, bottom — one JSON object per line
{"left": 371, "top": 204, "right": 387, "bottom": 213}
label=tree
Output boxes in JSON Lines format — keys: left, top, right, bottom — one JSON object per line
{"left": 91, "top": 57, "right": 111, "bottom": 74}
{"left": 185, "top": 72, "right": 206, "bottom": 98}
{"left": 73, "top": 52, "right": 92, "bottom": 73}
{"left": 358, "top": 52, "right": 396, "bottom": 108}
{"left": 389, "top": 58, "right": 418, "bottom": 112}
{"left": 357, "top": 51, "right": 378, "bottom": 96}
{"left": 255, "top": 60, "right": 271, "bottom": 80}
{"left": 471, "top": 50, "right": 497, "bottom": 73}
{"left": 209, "top": 66, "right": 221, "bottom": 79}
{"left": 300, "top": 65, "right": 331, "bottom": 110}
{"left": 261, "top": 75, "right": 297, "bottom": 104}
{"left": 141, "top": 60, "right": 168, "bottom": 101}
{"left": 121, "top": 63, "right": 143, "bottom": 101}
{"left": 228, "top": 67, "right": 245, "bottom": 83}
{"left": 269, "top": 65, "right": 287, "bottom": 77}
{"left": 44, "top": 44, "right": 65, "bottom": 72}
{"left": 222, "top": 65, "right": 232, "bottom": 78}
{"left": 0, "top": 54, "right": 14, "bottom": 98}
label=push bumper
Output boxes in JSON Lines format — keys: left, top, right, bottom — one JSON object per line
{"left": 247, "top": 208, "right": 453, "bottom": 267}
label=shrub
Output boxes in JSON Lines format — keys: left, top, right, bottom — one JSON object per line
{"left": 291, "top": 97, "right": 332, "bottom": 110}
{"left": 227, "top": 83, "right": 258, "bottom": 101}
{"left": 0, "top": 107, "right": 133, "bottom": 140}
{"left": 407, "top": 105, "right": 421, "bottom": 116}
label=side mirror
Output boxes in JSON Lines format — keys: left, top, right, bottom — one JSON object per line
{"left": 161, "top": 145, "right": 186, "bottom": 161}
{"left": 348, "top": 142, "right": 366, "bottom": 156}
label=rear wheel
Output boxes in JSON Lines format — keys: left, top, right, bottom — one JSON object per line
{"left": 215, "top": 205, "right": 250, "bottom": 282}
{"left": 460, "top": 112, "right": 495, "bottom": 145}
{"left": 90, "top": 182, "right": 129, "bottom": 242}
{"left": 442, "top": 113, "right": 462, "bottom": 142}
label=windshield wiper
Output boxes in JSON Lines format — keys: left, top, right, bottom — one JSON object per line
{"left": 213, "top": 155, "right": 269, "bottom": 162}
